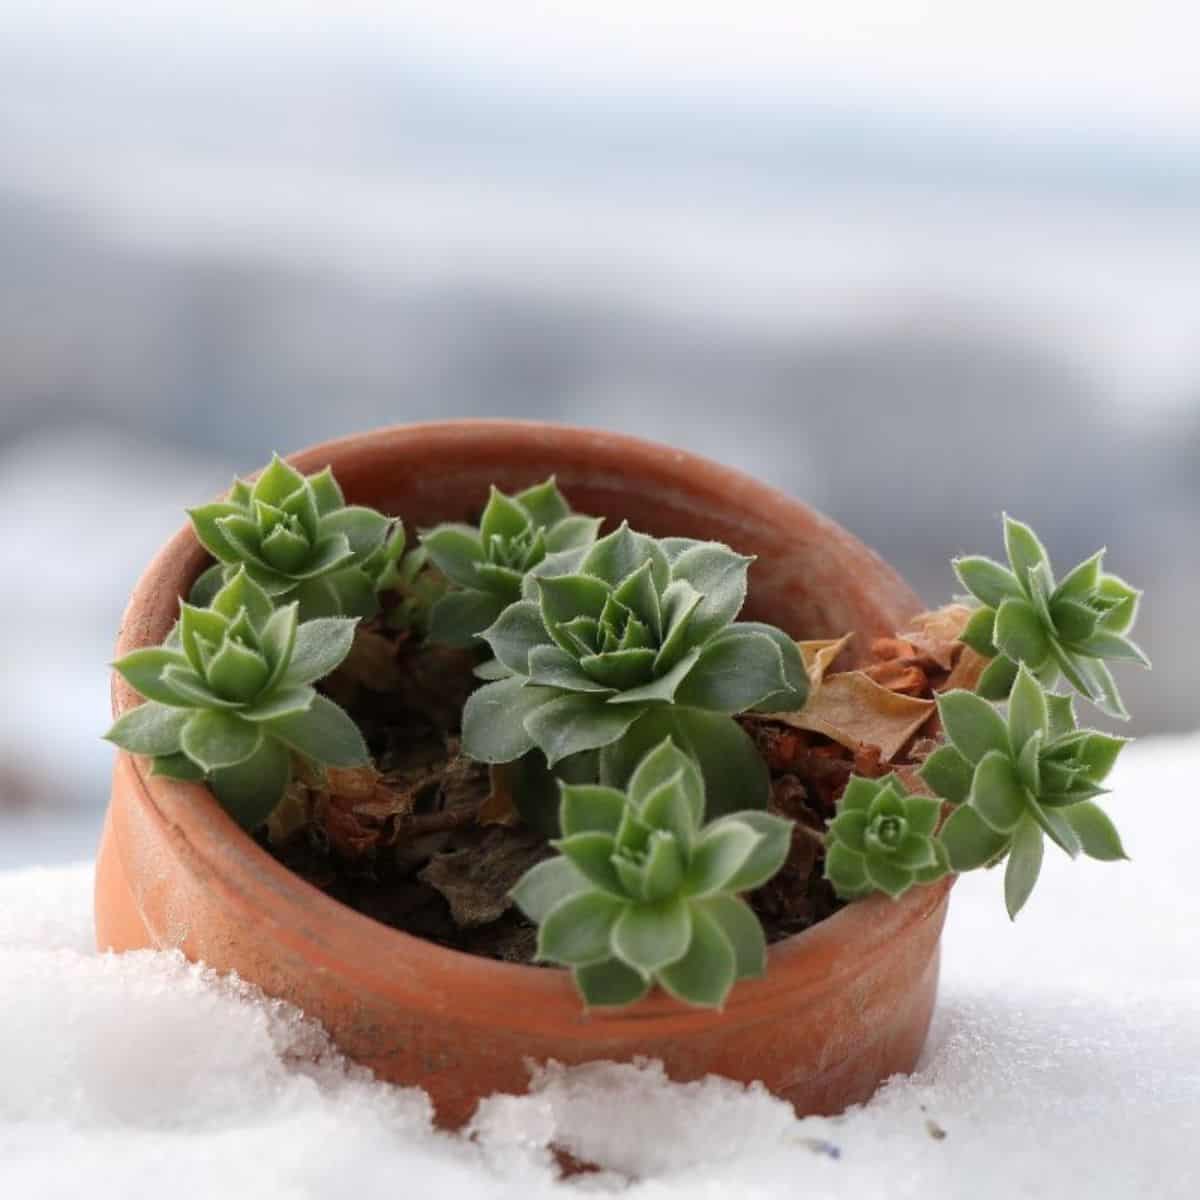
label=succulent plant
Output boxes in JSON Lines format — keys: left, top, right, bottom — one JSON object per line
{"left": 824, "top": 774, "right": 948, "bottom": 901}
{"left": 188, "top": 456, "right": 394, "bottom": 619}
{"left": 104, "top": 568, "right": 368, "bottom": 829}
{"left": 420, "top": 477, "right": 602, "bottom": 647}
{"left": 954, "top": 515, "right": 1147, "bottom": 719}
{"left": 461, "top": 522, "right": 810, "bottom": 819}
{"left": 511, "top": 738, "right": 792, "bottom": 1009}
{"left": 921, "top": 667, "right": 1128, "bottom": 918}
{"left": 371, "top": 535, "right": 449, "bottom": 636}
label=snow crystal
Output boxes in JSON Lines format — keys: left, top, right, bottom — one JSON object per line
{"left": 1, "top": 738, "right": 1197, "bottom": 1198}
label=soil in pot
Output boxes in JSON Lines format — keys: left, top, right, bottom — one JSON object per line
{"left": 260, "top": 601, "right": 979, "bottom": 966}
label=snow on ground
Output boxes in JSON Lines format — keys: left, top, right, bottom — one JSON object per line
{"left": 0, "top": 737, "right": 1197, "bottom": 1199}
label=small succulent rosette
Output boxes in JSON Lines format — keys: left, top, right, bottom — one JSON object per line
{"left": 511, "top": 739, "right": 793, "bottom": 1009}
{"left": 824, "top": 774, "right": 947, "bottom": 901}
{"left": 421, "top": 477, "right": 602, "bottom": 646}
{"left": 188, "top": 455, "right": 396, "bottom": 619}
{"left": 105, "top": 568, "right": 367, "bottom": 827}
{"left": 955, "top": 515, "right": 1147, "bottom": 718}
{"left": 461, "top": 522, "right": 809, "bottom": 818}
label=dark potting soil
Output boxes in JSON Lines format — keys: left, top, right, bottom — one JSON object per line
{"left": 262, "top": 620, "right": 858, "bottom": 964}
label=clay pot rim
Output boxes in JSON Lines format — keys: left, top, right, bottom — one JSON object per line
{"left": 109, "top": 419, "right": 951, "bottom": 1034}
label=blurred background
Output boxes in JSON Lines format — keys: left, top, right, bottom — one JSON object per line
{"left": 2, "top": 1, "right": 1197, "bottom": 865}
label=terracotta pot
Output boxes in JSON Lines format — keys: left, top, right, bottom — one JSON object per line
{"left": 96, "top": 420, "right": 950, "bottom": 1128}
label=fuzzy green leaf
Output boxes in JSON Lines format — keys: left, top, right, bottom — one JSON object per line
{"left": 462, "top": 677, "right": 556, "bottom": 763}
{"left": 319, "top": 505, "right": 390, "bottom": 558}
{"left": 977, "top": 654, "right": 1020, "bottom": 700}
{"left": 180, "top": 710, "right": 263, "bottom": 771}
{"left": 1004, "top": 816, "right": 1045, "bottom": 919}
{"left": 238, "top": 685, "right": 315, "bottom": 722}
{"left": 1008, "top": 666, "right": 1049, "bottom": 752}
{"left": 698, "top": 895, "right": 767, "bottom": 979}
{"left": 421, "top": 524, "right": 485, "bottom": 589}
{"left": 559, "top": 784, "right": 628, "bottom": 838}
{"left": 428, "top": 590, "right": 506, "bottom": 647}
{"left": 282, "top": 617, "right": 358, "bottom": 686}
{"left": 1064, "top": 801, "right": 1128, "bottom": 862}
{"left": 104, "top": 702, "right": 191, "bottom": 757}
{"left": 1003, "top": 515, "right": 1052, "bottom": 590}
{"left": 684, "top": 820, "right": 760, "bottom": 896}
{"left": 525, "top": 693, "right": 645, "bottom": 765}
{"left": 209, "top": 735, "right": 291, "bottom": 829}
{"left": 667, "top": 543, "right": 752, "bottom": 644}
{"left": 510, "top": 856, "right": 591, "bottom": 923}
{"left": 264, "top": 694, "right": 368, "bottom": 767}
{"left": 959, "top": 605, "right": 999, "bottom": 657}
{"left": 970, "top": 750, "right": 1028, "bottom": 834}
{"left": 112, "top": 647, "right": 193, "bottom": 707}
{"left": 657, "top": 905, "right": 737, "bottom": 1009}
{"left": 939, "top": 804, "right": 1010, "bottom": 871}
{"left": 994, "top": 597, "right": 1051, "bottom": 667}
{"left": 628, "top": 738, "right": 705, "bottom": 827}
{"left": 919, "top": 744, "right": 974, "bottom": 806}
{"left": 824, "top": 843, "right": 869, "bottom": 897}
{"left": 938, "top": 689, "right": 1011, "bottom": 765}
{"left": 719, "top": 810, "right": 793, "bottom": 891}
{"left": 611, "top": 897, "right": 691, "bottom": 972}
{"left": 674, "top": 628, "right": 788, "bottom": 714}
{"left": 572, "top": 958, "right": 651, "bottom": 1008}
{"left": 538, "top": 891, "right": 625, "bottom": 966}
{"left": 150, "top": 752, "right": 207, "bottom": 782}
{"left": 953, "top": 556, "right": 1023, "bottom": 607}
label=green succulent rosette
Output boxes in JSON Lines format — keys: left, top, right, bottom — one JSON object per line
{"left": 188, "top": 455, "right": 394, "bottom": 619}
{"left": 460, "top": 522, "right": 810, "bottom": 819}
{"left": 104, "top": 569, "right": 368, "bottom": 828}
{"left": 954, "top": 515, "right": 1148, "bottom": 719}
{"left": 922, "top": 667, "right": 1128, "bottom": 918}
{"left": 420, "top": 477, "right": 602, "bottom": 647}
{"left": 823, "top": 774, "right": 948, "bottom": 901}
{"left": 511, "top": 739, "right": 792, "bottom": 1009}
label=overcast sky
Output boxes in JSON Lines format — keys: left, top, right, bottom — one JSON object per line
{"left": 7, "top": 1, "right": 1200, "bottom": 144}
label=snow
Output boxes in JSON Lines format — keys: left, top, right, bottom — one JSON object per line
{"left": 1, "top": 738, "right": 1197, "bottom": 1198}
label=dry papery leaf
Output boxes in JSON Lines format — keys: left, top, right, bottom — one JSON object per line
{"left": 774, "top": 672, "right": 935, "bottom": 762}
{"left": 941, "top": 644, "right": 989, "bottom": 693}
{"left": 478, "top": 764, "right": 520, "bottom": 827}
{"left": 798, "top": 633, "right": 855, "bottom": 686}
{"left": 418, "top": 828, "right": 549, "bottom": 928}
{"left": 898, "top": 604, "right": 974, "bottom": 671}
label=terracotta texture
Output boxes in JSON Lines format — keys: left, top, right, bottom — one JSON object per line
{"left": 96, "top": 421, "right": 950, "bottom": 1128}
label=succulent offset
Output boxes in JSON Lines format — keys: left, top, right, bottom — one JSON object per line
{"left": 188, "top": 455, "right": 395, "bottom": 619}
{"left": 460, "top": 522, "right": 810, "bottom": 819}
{"left": 824, "top": 774, "right": 948, "bottom": 901}
{"left": 921, "top": 667, "right": 1128, "bottom": 917}
{"left": 105, "top": 568, "right": 368, "bottom": 828}
{"left": 421, "top": 477, "right": 602, "bottom": 646}
{"left": 954, "top": 514, "right": 1147, "bottom": 718}
{"left": 511, "top": 739, "right": 793, "bottom": 1008}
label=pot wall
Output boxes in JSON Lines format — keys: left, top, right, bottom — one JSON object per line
{"left": 96, "top": 421, "right": 948, "bottom": 1127}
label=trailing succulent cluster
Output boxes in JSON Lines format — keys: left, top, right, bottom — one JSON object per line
{"left": 460, "top": 522, "right": 810, "bottom": 819}
{"left": 106, "top": 455, "right": 1147, "bottom": 1012}
{"left": 822, "top": 516, "right": 1143, "bottom": 920}
{"left": 512, "top": 739, "right": 792, "bottom": 1008}
{"left": 105, "top": 569, "right": 367, "bottom": 828}
{"left": 955, "top": 515, "right": 1147, "bottom": 718}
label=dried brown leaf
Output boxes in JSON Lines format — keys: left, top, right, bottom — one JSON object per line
{"left": 941, "top": 645, "right": 990, "bottom": 693}
{"left": 418, "top": 828, "right": 549, "bottom": 928}
{"left": 774, "top": 671, "right": 936, "bottom": 762}
{"left": 899, "top": 604, "right": 973, "bottom": 671}
{"left": 478, "top": 764, "right": 520, "bottom": 826}
{"left": 798, "top": 633, "right": 855, "bottom": 686}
